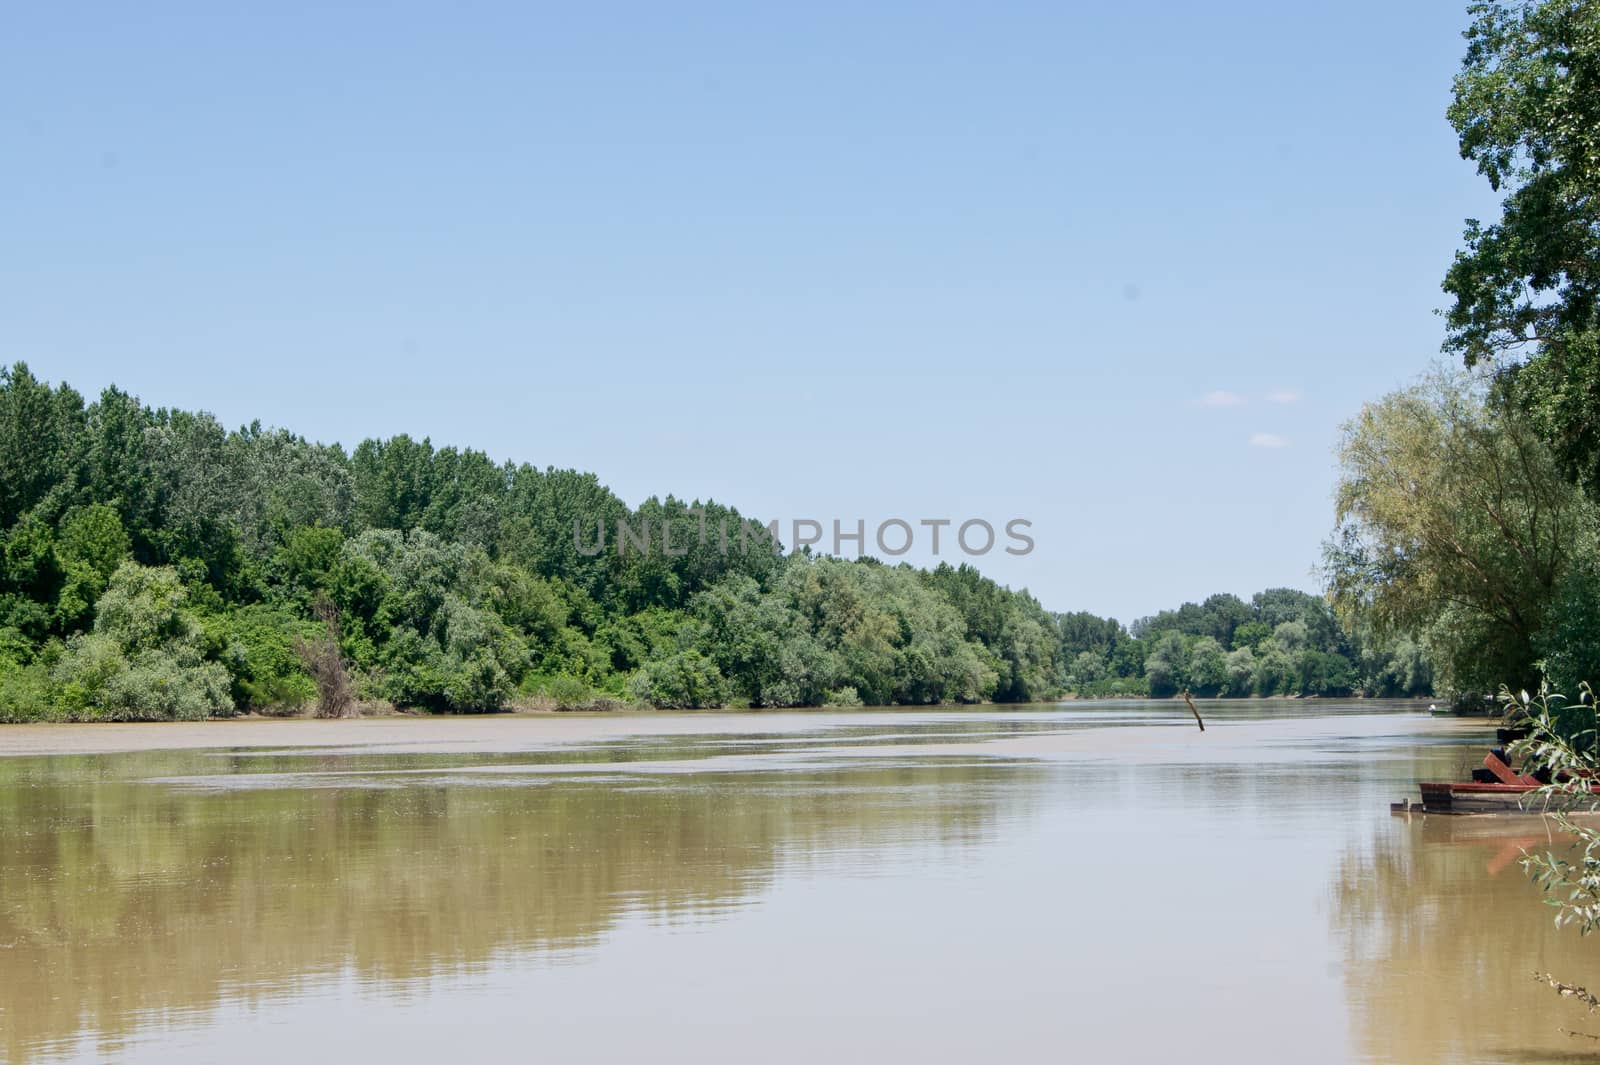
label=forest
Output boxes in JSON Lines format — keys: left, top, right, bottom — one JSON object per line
{"left": 0, "top": 363, "right": 1430, "bottom": 720}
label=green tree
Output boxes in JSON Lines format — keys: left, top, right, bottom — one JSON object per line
{"left": 1353, "top": 624, "right": 1434, "bottom": 697}
{"left": 0, "top": 516, "right": 60, "bottom": 638}
{"left": 629, "top": 649, "right": 727, "bottom": 709}
{"left": 204, "top": 604, "right": 318, "bottom": 711}
{"left": 929, "top": 563, "right": 1060, "bottom": 701}
{"left": 0, "top": 362, "right": 84, "bottom": 529}
{"left": 1327, "top": 370, "right": 1596, "bottom": 694}
{"left": 1069, "top": 650, "right": 1105, "bottom": 690}
{"left": 267, "top": 525, "right": 346, "bottom": 609}
{"left": 82, "top": 386, "right": 161, "bottom": 555}
{"left": 51, "top": 562, "right": 233, "bottom": 720}
{"left": 336, "top": 529, "right": 524, "bottom": 711}
{"left": 1224, "top": 646, "right": 1257, "bottom": 695}
{"left": 53, "top": 504, "right": 132, "bottom": 629}
{"left": 227, "top": 425, "right": 354, "bottom": 553}
{"left": 1144, "top": 630, "right": 1188, "bottom": 697}
{"left": 499, "top": 465, "right": 631, "bottom": 600}
{"left": 1251, "top": 588, "right": 1344, "bottom": 654}
{"left": 1445, "top": 1, "right": 1600, "bottom": 497}
{"left": 1251, "top": 641, "right": 1297, "bottom": 695}
{"left": 350, "top": 435, "right": 439, "bottom": 532}
{"left": 1540, "top": 554, "right": 1600, "bottom": 694}
{"left": 1187, "top": 636, "right": 1228, "bottom": 696}
{"left": 1231, "top": 620, "right": 1271, "bottom": 650}
{"left": 1272, "top": 620, "right": 1309, "bottom": 653}
{"left": 0, "top": 364, "right": 1438, "bottom": 717}
{"left": 1135, "top": 593, "right": 1253, "bottom": 647}
{"left": 1057, "top": 610, "right": 1124, "bottom": 658}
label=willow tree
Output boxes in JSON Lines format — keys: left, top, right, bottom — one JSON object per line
{"left": 1326, "top": 370, "right": 1597, "bottom": 694}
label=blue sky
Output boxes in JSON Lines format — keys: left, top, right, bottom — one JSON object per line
{"left": 1, "top": 2, "right": 1499, "bottom": 621}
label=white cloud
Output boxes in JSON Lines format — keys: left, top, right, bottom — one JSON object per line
{"left": 1249, "top": 432, "right": 1289, "bottom": 449}
{"left": 1265, "top": 388, "right": 1303, "bottom": 404}
{"left": 1199, "top": 390, "right": 1247, "bottom": 407}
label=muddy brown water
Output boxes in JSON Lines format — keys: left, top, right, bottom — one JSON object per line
{"left": 0, "top": 702, "right": 1591, "bottom": 1063}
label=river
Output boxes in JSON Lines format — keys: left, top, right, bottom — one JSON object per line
{"left": 0, "top": 701, "right": 1589, "bottom": 1063}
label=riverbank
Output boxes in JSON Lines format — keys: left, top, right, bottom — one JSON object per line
{"left": 0, "top": 698, "right": 1462, "bottom": 758}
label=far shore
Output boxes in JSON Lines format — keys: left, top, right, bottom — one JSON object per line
{"left": 0, "top": 697, "right": 1450, "bottom": 758}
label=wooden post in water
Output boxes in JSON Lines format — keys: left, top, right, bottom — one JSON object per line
{"left": 1182, "top": 689, "right": 1206, "bottom": 732}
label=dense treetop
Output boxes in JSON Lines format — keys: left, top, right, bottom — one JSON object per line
{"left": 0, "top": 365, "right": 1424, "bottom": 721}
{"left": 1446, "top": 0, "right": 1600, "bottom": 496}
{"left": 1327, "top": 369, "right": 1600, "bottom": 698}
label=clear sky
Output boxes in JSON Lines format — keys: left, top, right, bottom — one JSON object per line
{"left": 1, "top": 2, "right": 1500, "bottom": 622}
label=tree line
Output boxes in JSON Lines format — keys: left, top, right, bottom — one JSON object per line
{"left": 1061, "top": 588, "right": 1431, "bottom": 700}
{"left": 0, "top": 363, "right": 1432, "bottom": 720}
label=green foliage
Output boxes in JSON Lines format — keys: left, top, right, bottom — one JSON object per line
{"left": 772, "top": 558, "right": 998, "bottom": 706}
{"left": 1231, "top": 620, "right": 1271, "bottom": 650}
{"left": 49, "top": 562, "right": 234, "bottom": 721}
{"left": 52, "top": 637, "right": 233, "bottom": 721}
{"left": 1445, "top": 1, "right": 1600, "bottom": 497}
{"left": 93, "top": 563, "right": 197, "bottom": 652}
{"left": 0, "top": 658, "right": 53, "bottom": 722}
{"left": 1072, "top": 674, "right": 1150, "bottom": 699}
{"left": 0, "top": 365, "right": 1436, "bottom": 718}
{"left": 1502, "top": 684, "right": 1600, "bottom": 934}
{"left": 520, "top": 672, "right": 614, "bottom": 710}
{"left": 1067, "top": 650, "right": 1105, "bottom": 690}
{"left": 1535, "top": 553, "right": 1600, "bottom": 697}
{"left": 1144, "top": 631, "right": 1188, "bottom": 697}
{"left": 1351, "top": 625, "right": 1434, "bottom": 698}
{"left": 1187, "top": 637, "right": 1228, "bottom": 697}
{"left": 629, "top": 649, "right": 727, "bottom": 709}
{"left": 1135, "top": 592, "right": 1253, "bottom": 647}
{"left": 1057, "top": 611, "right": 1124, "bottom": 658}
{"left": 1250, "top": 641, "right": 1297, "bottom": 696}
{"left": 267, "top": 525, "right": 345, "bottom": 608}
{"left": 1296, "top": 649, "right": 1356, "bottom": 697}
{"left": 1224, "top": 646, "right": 1256, "bottom": 695}
{"left": 1328, "top": 369, "right": 1595, "bottom": 696}
{"left": 337, "top": 529, "right": 523, "bottom": 712}
{"left": 53, "top": 504, "right": 131, "bottom": 629}
{"left": 0, "top": 516, "right": 60, "bottom": 638}
{"left": 688, "top": 560, "right": 1006, "bottom": 708}
{"left": 0, "top": 363, "right": 85, "bottom": 530}
{"left": 203, "top": 604, "right": 318, "bottom": 712}
{"left": 1065, "top": 579, "right": 1386, "bottom": 699}
{"left": 928, "top": 563, "right": 1058, "bottom": 701}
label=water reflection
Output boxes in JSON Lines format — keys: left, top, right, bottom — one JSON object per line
{"left": 10, "top": 702, "right": 1564, "bottom": 1065}
{"left": 1336, "top": 814, "right": 1600, "bottom": 1065}
{"left": 0, "top": 747, "right": 1038, "bottom": 1064}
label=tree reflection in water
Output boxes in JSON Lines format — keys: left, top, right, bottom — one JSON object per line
{"left": 1335, "top": 814, "right": 1600, "bottom": 1064}
{"left": 0, "top": 749, "right": 1032, "bottom": 1064}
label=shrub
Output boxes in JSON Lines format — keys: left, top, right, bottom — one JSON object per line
{"left": 629, "top": 650, "right": 726, "bottom": 709}
{"left": 51, "top": 637, "right": 232, "bottom": 721}
{"left": 205, "top": 604, "right": 318, "bottom": 713}
{"left": 1073, "top": 674, "right": 1152, "bottom": 699}
{"left": 516, "top": 673, "right": 628, "bottom": 711}
{"left": 43, "top": 563, "right": 237, "bottom": 721}
{"left": 0, "top": 655, "right": 54, "bottom": 722}
{"left": 97, "top": 652, "right": 233, "bottom": 721}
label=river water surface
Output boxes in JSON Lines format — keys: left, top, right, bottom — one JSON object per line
{"left": 1, "top": 701, "right": 1592, "bottom": 1064}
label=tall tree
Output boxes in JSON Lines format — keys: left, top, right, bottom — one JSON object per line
{"left": 1445, "top": 0, "right": 1600, "bottom": 495}
{"left": 1326, "top": 370, "right": 1596, "bottom": 693}
{"left": 0, "top": 363, "right": 84, "bottom": 528}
